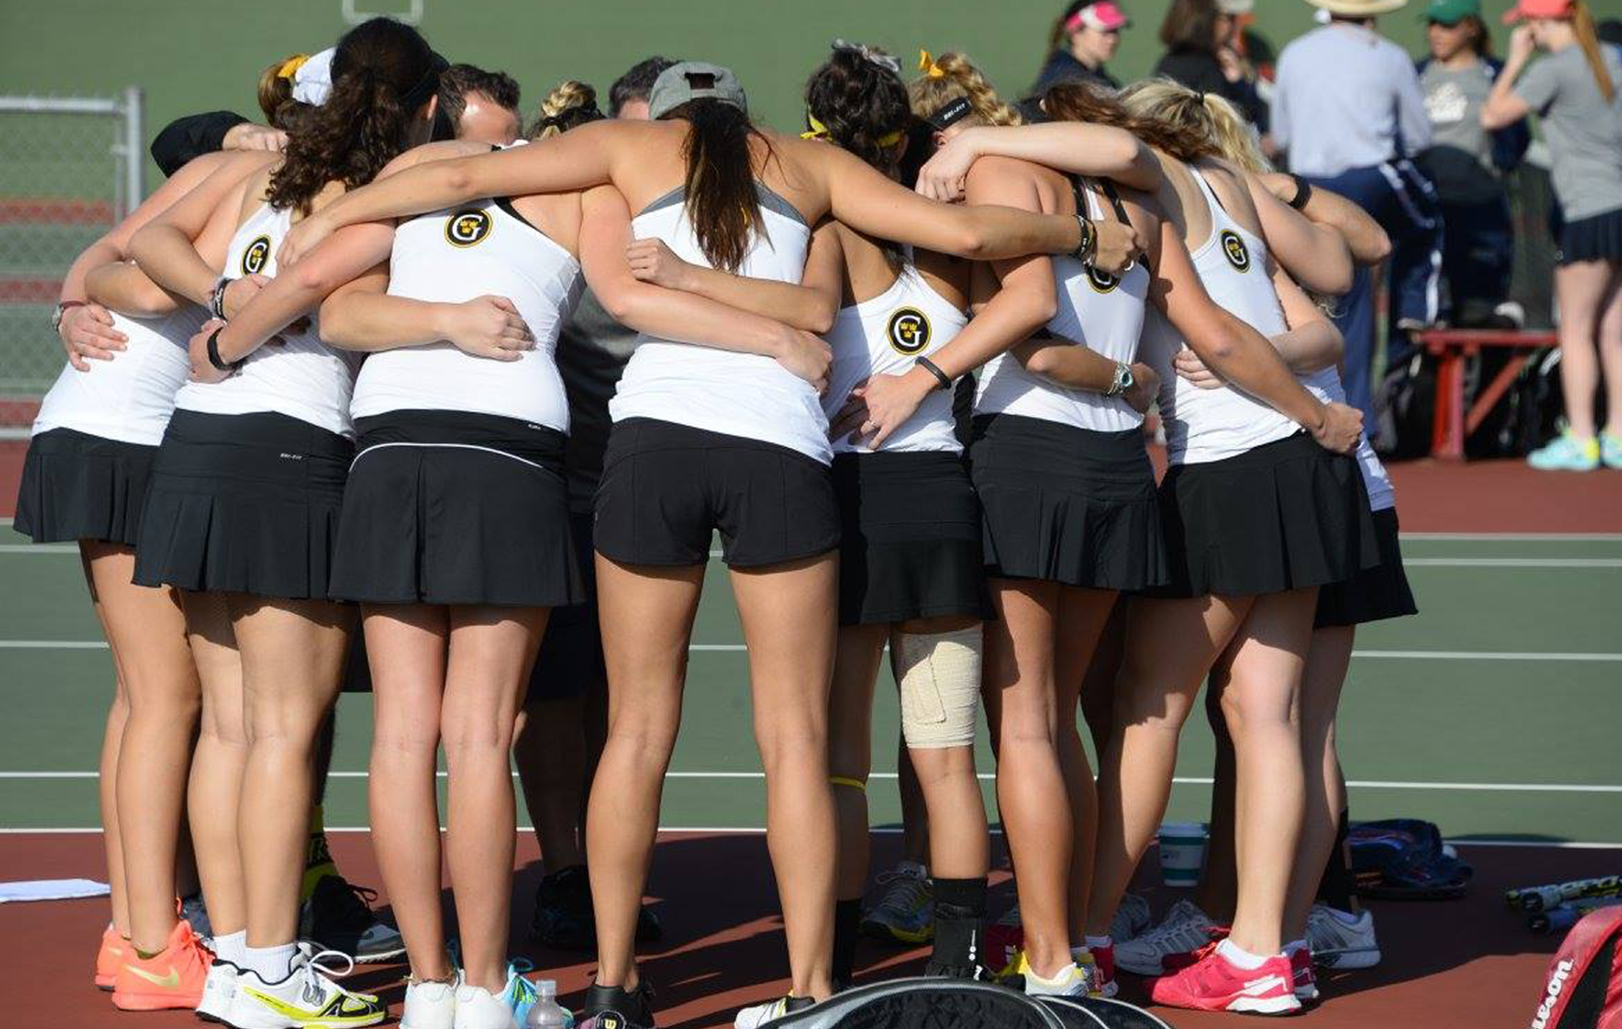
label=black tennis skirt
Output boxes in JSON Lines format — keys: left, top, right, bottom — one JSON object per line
{"left": 833, "top": 450, "right": 991, "bottom": 626}
{"left": 1559, "top": 206, "right": 1622, "bottom": 265}
{"left": 969, "top": 414, "right": 1166, "bottom": 592}
{"left": 1155, "top": 431, "right": 1379, "bottom": 598}
{"left": 329, "top": 409, "right": 583, "bottom": 608}
{"left": 14, "top": 428, "right": 156, "bottom": 546}
{"left": 1315, "top": 506, "right": 1418, "bottom": 628}
{"left": 133, "top": 409, "right": 353, "bottom": 600}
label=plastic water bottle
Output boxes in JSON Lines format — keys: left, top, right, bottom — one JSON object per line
{"left": 524, "top": 980, "right": 573, "bottom": 1029}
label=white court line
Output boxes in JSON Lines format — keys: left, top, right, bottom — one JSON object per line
{"left": 1403, "top": 557, "right": 1622, "bottom": 568}
{"left": 5, "top": 769, "right": 1617, "bottom": 793}
{"left": 5, "top": 640, "right": 1621, "bottom": 662}
{"left": 1399, "top": 532, "right": 1622, "bottom": 541}
{"left": 0, "top": 826, "right": 1617, "bottom": 848}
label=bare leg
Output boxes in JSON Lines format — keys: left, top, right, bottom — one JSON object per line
{"left": 731, "top": 553, "right": 840, "bottom": 1000}
{"left": 86, "top": 542, "right": 202, "bottom": 953}
{"left": 1283, "top": 625, "right": 1355, "bottom": 941}
{"left": 1196, "top": 655, "right": 1238, "bottom": 925}
{"left": 515, "top": 694, "right": 588, "bottom": 873}
{"left": 1219, "top": 588, "right": 1317, "bottom": 956}
{"left": 442, "top": 606, "right": 547, "bottom": 993}
{"left": 230, "top": 595, "right": 352, "bottom": 949}
{"left": 184, "top": 592, "right": 247, "bottom": 941}
{"left": 1053, "top": 587, "right": 1119, "bottom": 944}
{"left": 586, "top": 558, "right": 703, "bottom": 991}
{"left": 1553, "top": 259, "right": 1612, "bottom": 439}
{"left": 80, "top": 545, "right": 132, "bottom": 938}
{"left": 1598, "top": 264, "right": 1622, "bottom": 436}
{"left": 1085, "top": 594, "right": 1250, "bottom": 938}
{"left": 365, "top": 605, "right": 451, "bottom": 981}
{"left": 829, "top": 625, "right": 888, "bottom": 901}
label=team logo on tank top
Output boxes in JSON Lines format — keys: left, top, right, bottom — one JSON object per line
{"left": 1220, "top": 229, "right": 1251, "bottom": 272}
{"left": 241, "top": 235, "right": 272, "bottom": 275}
{"left": 446, "top": 209, "right": 493, "bottom": 248}
{"left": 1086, "top": 265, "right": 1121, "bottom": 294}
{"left": 886, "top": 307, "right": 931, "bottom": 355}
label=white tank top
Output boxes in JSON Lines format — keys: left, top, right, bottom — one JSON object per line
{"left": 824, "top": 256, "right": 967, "bottom": 455}
{"left": 173, "top": 202, "right": 362, "bottom": 438}
{"left": 1148, "top": 168, "right": 1301, "bottom": 465}
{"left": 975, "top": 181, "right": 1149, "bottom": 433}
{"left": 350, "top": 196, "right": 581, "bottom": 429}
{"left": 32, "top": 306, "right": 206, "bottom": 446}
{"left": 608, "top": 184, "right": 828, "bottom": 462}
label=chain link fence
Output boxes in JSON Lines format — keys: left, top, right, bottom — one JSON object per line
{"left": 1505, "top": 144, "right": 1558, "bottom": 331}
{"left": 0, "top": 90, "right": 143, "bottom": 435}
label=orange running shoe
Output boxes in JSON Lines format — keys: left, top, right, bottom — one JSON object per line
{"left": 95, "top": 925, "right": 125, "bottom": 991}
{"left": 111, "top": 919, "right": 212, "bottom": 1011}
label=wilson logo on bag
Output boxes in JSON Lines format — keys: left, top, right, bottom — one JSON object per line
{"left": 1529, "top": 905, "right": 1622, "bottom": 1029}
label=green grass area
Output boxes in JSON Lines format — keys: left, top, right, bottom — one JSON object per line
{"left": 3, "top": 524, "right": 1619, "bottom": 841}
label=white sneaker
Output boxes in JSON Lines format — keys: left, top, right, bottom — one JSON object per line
{"left": 1108, "top": 892, "right": 1153, "bottom": 943}
{"left": 196, "top": 959, "right": 239, "bottom": 1023}
{"left": 1114, "top": 899, "right": 1215, "bottom": 975}
{"left": 1306, "top": 904, "right": 1381, "bottom": 969}
{"left": 1020, "top": 958, "right": 1090, "bottom": 997}
{"left": 227, "top": 945, "right": 386, "bottom": 1028}
{"left": 402, "top": 973, "right": 459, "bottom": 1029}
{"left": 454, "top": 966, "right": 539, "bottom": 1029}
{"left": 734, "top": 995, "right": 815, "bottom": 1028}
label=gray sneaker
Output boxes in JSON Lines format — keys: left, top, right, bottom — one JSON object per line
{"left": 1306, "top": 904, "right": 1380, "bottom": 969}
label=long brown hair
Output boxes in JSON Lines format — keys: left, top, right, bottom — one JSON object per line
{"left": 1043, "top": 80, "right": 1218, "bottom": 164}
{"left": 662, "top": 91, "right": 770, "bottom": 273}
{"left": 1159, "top": 0, "right": 1223, "bottom": 55}
{"left": 1571, "top": 2, "right": 1617, "bottom": 104}
{"left": 265, "top": 18, "right": 443, "bottom": 214}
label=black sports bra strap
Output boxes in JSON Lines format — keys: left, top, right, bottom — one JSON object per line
{"left": 1099, "top": 180, "right": 1132, "bottom": 225}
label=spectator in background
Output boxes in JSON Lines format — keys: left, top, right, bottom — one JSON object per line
{"left": 1032, "top": 1, "right": 1129, "bottom": 95}
{"left": 1153, "top": 0, "right": 1269, "bottom": 128}
{"left": 1418, "top": 0, "right": 1531, "bottom": 326}
{"left": 1272, "top": 0, "right": 1443, "bottom": 422}
{"left": 435, "top": 63, "right": 521, "bottom": 144}
{"left": 1484, "top": 0, "right": 1622, "bottom": 471}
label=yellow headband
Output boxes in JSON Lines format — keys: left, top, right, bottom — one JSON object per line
{"left": 919, "top": 50, "right": 947, "bottom": 78}
{"left": 800, "top": 112, "right": 903, "bottom": 148}
{"left": 277, "top": 54, "right": 311, "bottom": 80}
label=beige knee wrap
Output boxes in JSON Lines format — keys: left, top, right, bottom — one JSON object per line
{"left": 892, "top": 626, "right": 982, "bottom": 749}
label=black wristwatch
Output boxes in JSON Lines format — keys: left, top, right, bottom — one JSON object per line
{"left": 1106, "top": 361, "right": 1135, "bottom": 398}
{"left": 206, "top": 326, "right": 244, "bottom": 374}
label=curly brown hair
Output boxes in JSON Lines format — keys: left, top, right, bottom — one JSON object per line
{"left": 265, "top": 18, "right": 444, "bottom": 214}
{"left": 1042, "top": 79, "right": 1218, "bottom": 164}
{"left": 256, "top": 54, "right": 320, "bottom": 135}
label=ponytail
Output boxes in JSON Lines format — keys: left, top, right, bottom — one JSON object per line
{"left": 667, "top": 99, "right": 766, "bottom": 272}
{"left": 1572, "top": 2, "right": 1616, "bottom": 104}
{"left": 909, "top": 51, "right": 1023, "bottom": 128}
{"left": 1119, "top": 78, "right": 1268, "bottom": 171}
{"left": 530, "top": 80, "right": 604, "bottom": 139}
{"left": 1048, "top": 1, "right": 1088, "bottom": 55}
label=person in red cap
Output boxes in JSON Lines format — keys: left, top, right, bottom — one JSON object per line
{"left": 1032, "top": 1, "right": 1130, "bottom": 95}
{"left": 1484, "top": 0, "right": 1622, "bottom": 471}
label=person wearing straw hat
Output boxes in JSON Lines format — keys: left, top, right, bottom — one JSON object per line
{"left": 1272, "top": 0, "right": 1444, "bottom": 425}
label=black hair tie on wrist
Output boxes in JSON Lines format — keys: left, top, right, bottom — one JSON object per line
{"left": 206, "top": 326, "right": 243, "bottom": 374}
{"left": 916, "top": 355, "right": 952, "bottom": 391}
{"left": 1289, "top": 174, "right": 1314, "bottom": 211}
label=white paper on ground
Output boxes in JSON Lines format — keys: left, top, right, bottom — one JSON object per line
{"left": 0, "top": 878, "right": 111, "bottom": 903}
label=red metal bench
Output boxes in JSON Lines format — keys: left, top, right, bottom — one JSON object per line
{"left": 1415, "top": 328, "right": 1557, "bottom": 460}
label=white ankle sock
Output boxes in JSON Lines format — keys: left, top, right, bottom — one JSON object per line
{"left": 213, "top": 929, "right": 247, "bottom": 965}
{"left": 1283, "top": 938, "right": 1308, "bottom": 957}
{"left": 1216, "top": 938, "right": 1269, "bottom": 970}
{"left": 1085, "top": 935, "right": 1113, "bottom": 950}
{"left": 241, "top": 942, "right": 298, "bottom": 983}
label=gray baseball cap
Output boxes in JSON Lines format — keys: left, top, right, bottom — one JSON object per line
{"left": 647, "top": 61, "right": 748, "bottom": 119}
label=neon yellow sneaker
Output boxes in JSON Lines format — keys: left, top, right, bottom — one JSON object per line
{"left": 226, "top": 945, "right": 385, "bottom": 1028}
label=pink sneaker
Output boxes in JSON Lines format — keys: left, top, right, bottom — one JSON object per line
{"left": 1149, "top": 946, "right": 1301, "bottom": 1015}
{"left": 1290, "top": 947, "right": 1319, "bottom": 1002}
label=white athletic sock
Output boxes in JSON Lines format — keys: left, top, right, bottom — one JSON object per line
{"left": 241, "top": 942, "right": 298, "bottom": 983}
{"left": 213, "top": 929, "right": 247, "bottom": 965}
{"left": 1085, "top": 935, "right": 1113, "bottom": 951}
{"left": 1283, "top": 938, "right": 1308, "bottom": 957}
{"left": 1216, "top": 938, "right": 1269, "bottom": 970}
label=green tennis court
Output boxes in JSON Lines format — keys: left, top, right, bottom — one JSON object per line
{"left": 5, "top": 519, "right": 1619, "bottom": 844}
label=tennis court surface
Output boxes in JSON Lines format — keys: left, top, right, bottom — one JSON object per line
{"left": 4, "top": 450, "right": 1620, "bottom": 1029}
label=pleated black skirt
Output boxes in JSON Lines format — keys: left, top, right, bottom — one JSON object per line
{"left": 1154, "top": 431, "right": 1379, "bottom": 598}
{"left": 1559, "top": 206, "right": 1622, "bottom": 265}
{"left": 14, "top": 428, "right": 156, "bottom": 546}
{"left": 329, "top": 410, "right": 583, "bottom": 608}
{"left": 969, "top": 414, "right": 1166, "bottom": 591}
{"left": 1315, "top": 506, "right": 1418, "bottom": 627}
{"left": 833, "top": 450, "right": 991, "bottom": 626}
{"left": 133, "top": 409, "right": 353, "bottom": 599}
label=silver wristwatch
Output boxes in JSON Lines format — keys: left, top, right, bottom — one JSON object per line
{"left": 1106, "top": 361, "right": 1134, "bottom": 398}
{"left": 50, "top": 300, "right": 85, "bottom": 334}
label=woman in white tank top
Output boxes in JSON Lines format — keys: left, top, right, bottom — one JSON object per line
{"left": 13, "top": 145, "right": 274, "bottom": 1012}
{"left": 274, "top": 58, "right": 1112, "bottom": 1028}
{"left": 121, "top": 21, "right": 452, "bottom": 1027}
{"left": 1122, "top": 81, "right": 1418, "bottom": 993}
{"left": 913, "top": 82, "right": 1370, "bottom": 1013}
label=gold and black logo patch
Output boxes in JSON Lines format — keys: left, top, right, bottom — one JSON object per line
{"left": 1087, "top": 266, "right": 1120, "bottom": 294}
{"left": 446, "top": 209, "right": 492, "bottom": 248}
{"left": 241, "top": 235, "right": 272, "bottom": 275}
{"left": 1220, "top": 229, "right": 1250, "bottom": 272}
{"left": 886, "top": 306, "right": 931, "bottom": 355}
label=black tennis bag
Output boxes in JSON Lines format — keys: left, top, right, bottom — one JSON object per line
{"left": 767, "top": 979, "right": 1176, "bottom": 1029}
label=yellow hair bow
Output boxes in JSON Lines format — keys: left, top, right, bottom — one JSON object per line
{"left": 277, "top": 54, "right": 311, "bottom": 80}
{"left": 919, "top": 50, "right": 946, "bottom": 78}
{"left": 801, "top": 111, "right": 904, "bottom": 148}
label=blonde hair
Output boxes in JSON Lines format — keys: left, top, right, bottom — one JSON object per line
{"left": 1570, "top": 2, "right": 1617, "bottom": 105}
{"left": 529, "top": 80, "right": 603, "bottom": 140}
{"left": 909, "top": 51, "right": 1023, "bottom": 127}
{"left": 1119, "top": 77, "right": 1271, "bottom": 173}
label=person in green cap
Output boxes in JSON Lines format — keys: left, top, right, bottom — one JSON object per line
{"left": 1416, "top": 0, "right": 1532, "bottom": 326}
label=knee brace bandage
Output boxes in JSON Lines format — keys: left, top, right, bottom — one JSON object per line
{"left": 892, "top": 626, "right": 982, "bottom": 749}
